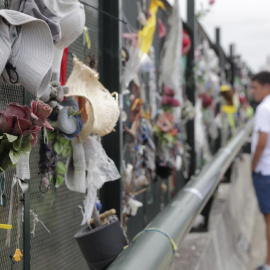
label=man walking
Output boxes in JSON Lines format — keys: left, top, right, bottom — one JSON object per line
{"left": 251, "top": 71, "right": 270, "bottom": 270}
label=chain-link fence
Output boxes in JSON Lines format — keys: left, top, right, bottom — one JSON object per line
{"left": 0, "top": 1, "right": 99, "bottom": 269}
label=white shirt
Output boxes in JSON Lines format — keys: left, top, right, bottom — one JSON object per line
{"left": 252, "top": 95, "right": 270, "bottom": 175}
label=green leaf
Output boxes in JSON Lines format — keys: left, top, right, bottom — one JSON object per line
{"left": 153, "top": 125, "right": 160, "bottom": 134}
{"left": 62, "top": 140, "right": 71, "bottom": 150}
{"left": 0, "top": 145, "right": 5, "bottom": 154}
{"left": 47, "top": 130, "right": 57, "bottom": 142}
{"left": 49, "top": 175, "right": 55, "bottom": 183}
{"left": 54, "top": 141, "right": 63, "bottom": 155}
{"left": 10, "top": 163, "right": 17, "bottom": 168}
{"left": 0, "top": 155, "right": 12, "bottom": 171}
{"left": 64, "top": 139, "right": 70, "bottom": 146}
{"left": 55, "top": 161, "right": 67, "bottom": 174}
{"left": 24, "top": 133, "right": 34, "bottom": 141}
{"left": 1, "top": 139, "right": 10, "bottom": 148}
{"left": 13, "top": 136, "right": 23, "bottom": 151}
{"left": 9, "top": 150, "right": 21, "bottom": 165}
{"left": 55, "top": 175, "right": 64, "bottom": 188}
{"left": 20, "top": 140, "right": 32, "bottom": 152}
{"left": 4, "top": 133, "right": 18, "bottom": 143}
{"left": 62, "top": 146, "right": 71, "bottom": 157}
{"left": 58, "top": 136, "right": 67, "bottom": 143}
{"left": 164, "top": 133, "right": 173, "bottom": 140}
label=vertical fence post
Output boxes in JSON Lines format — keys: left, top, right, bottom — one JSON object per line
{"left": 186, "top": 0, "right": 196, "bottom": 177}
{"left": 230, "top": 43, "right": 235, "bottom": 86}
{"left": 23, "top": 179, "right": 30, "bottom": 270}
{"left": 215, "top": 27, "right": 225, "bottom": 84}
{"left": 98, "top": 0, "right": 123, "bottom": 219}
{"left": 23, "top": 90, "right": 31, "bottom": 270}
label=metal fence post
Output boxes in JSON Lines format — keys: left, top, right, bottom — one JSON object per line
{"left": 23, "top": 179, "right": 30, "bottom": 270}
{"left": 215, "top": 27, "right": 225, "bottom": 84}
{"left": 186, "top": 0, "right": 196, "bottom": 177}
{"left": 23, "top": 90, "right": 31, "bottom": 270}
{"left": 230, "top": 43, "right": 236, "bottom": 86}
{"left": 98, "top": 0, "right": 123, "bottom": 219}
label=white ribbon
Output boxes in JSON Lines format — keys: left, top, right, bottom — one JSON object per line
{"left": 6, "top": 176, "right": 29, "bottom": 247}
{"left": 16, "top": 153, "right": 30, "bottom": 180}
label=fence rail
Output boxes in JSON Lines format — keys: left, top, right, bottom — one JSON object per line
{"left": 107, "top": 119, "right": 253, "bottom": 270}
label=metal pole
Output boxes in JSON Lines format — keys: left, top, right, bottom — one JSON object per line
{"left": 99, "top": 0, "right": 122, "bottom": 219}
{"left": 23, "top": 90, "right": 31, "bottom": 269}
{"left": 215, "top": 27, "right": 226, "bottom": 85}
{"left": 215, "top": 28, "right": 220, "bottom": 49}
{"left": 186, "top": 0, "right": 196, "bottom": 177}
{"left": 107, "top": 119, "right": 253, "bottom": 270}
{"left": 230, "top": 43, "right": 235, "bottom": 58}
{"left": 230, "top": 43, "right": 235, "bottom": 86}
{"left": 23, "top": 180, "right": 30, "bottom": 270}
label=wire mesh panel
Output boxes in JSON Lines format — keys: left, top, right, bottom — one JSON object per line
{"left": 121, "top": 0, "right": 186, "bottom": 239}
{"left": 0, "top": 1, "right": 99, "bottom": 269}
{"left": 29, "top": 1, "right": 99, "bottom": 269}
{"left": 66, "top": 1, "right": 99, "bottom": 78}
{"left": 0, "top": 85, "right": 24, "bottom": 270}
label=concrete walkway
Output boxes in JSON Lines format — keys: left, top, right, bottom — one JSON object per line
{"left": 249, "top": 211, "right": 266, "bottom": 270}
{"left": 172, "top": 154, "right": 267, "bottom": 270}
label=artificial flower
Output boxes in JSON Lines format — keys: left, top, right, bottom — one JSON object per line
{"left": 31, "top": 100, "right": 53, "bottom": 130}
{"left": 6, "top": 103, "right": 31, "bottom": 120}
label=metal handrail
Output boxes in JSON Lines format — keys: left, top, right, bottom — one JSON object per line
{"left": 108, "top": 119, "right": 253, "bottom": 270}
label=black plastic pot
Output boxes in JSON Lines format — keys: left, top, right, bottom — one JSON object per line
{"left": 74, "top": 220, "right": 127, "bottom": 270}
{"left": 155, "top": 158, "right": 173, "bottom": 179}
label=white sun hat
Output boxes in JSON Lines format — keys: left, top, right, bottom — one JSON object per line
{"left": 11, "top": 0, "right": 62, "bottom": 44}
{"left": 43, "top": 0, "right": 85, "bottom": 77}
{"left": 66, "top": 57, "right": 120, "bottom": 142}
{"left": 0, "top": 9, "right": 53, "bottom": 98}
{"left": 0, "top": 18, "right": 11, "bottom": 77}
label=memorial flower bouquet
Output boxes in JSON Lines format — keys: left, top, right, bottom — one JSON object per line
{"left": 0, "top": 101, "right": 53, "bottom": 172}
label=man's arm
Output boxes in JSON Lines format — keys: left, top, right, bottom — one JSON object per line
{"left": 252, "top": 131, "right": 268, "bottom": 172}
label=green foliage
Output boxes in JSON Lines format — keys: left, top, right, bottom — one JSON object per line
{"left": 0, "top": 133, "right": 35, "bottom": 172}
{"left": 9, "top": 150, "right": 21, "bottom": 165}
{"left": 13, "top": 136, "right": 23, "bottom": 151}
{"left": 46, "top": 130, "right": 57, "bottom": 141}
{"left": 54, "top": 141, "right": 64, "bottom": 155}
{"left": 5, "top": 133, "right": 18, "bottom": 143}
{"left": 55, "top": 162, "right": 67, "bottom": 174}
{"left": 46, "top": 130, "right": 71, "bottom": 188}
{"left": 55, "top": 175, "right": 65, "bottom": 188}
{"left": 62, "top": 145, "right": 71, "bottom": 157}
{"left": 20, "top": 139, "right": 32, "bottom": 153}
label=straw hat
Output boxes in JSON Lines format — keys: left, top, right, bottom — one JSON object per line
{"left": 0, "top": 9, "right": 53, "bottom": 98}
{"left": 66, "top": 57, "right": 120, "bottom": 141}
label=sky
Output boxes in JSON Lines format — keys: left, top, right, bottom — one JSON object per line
{"left": 174, "top": 0, "right": 270, "bottom": 72}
